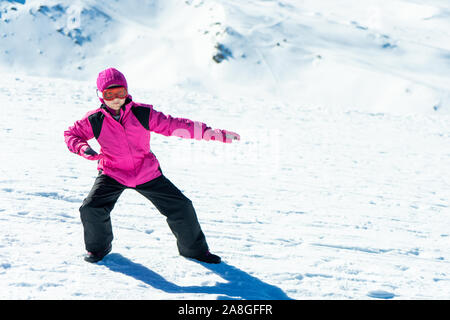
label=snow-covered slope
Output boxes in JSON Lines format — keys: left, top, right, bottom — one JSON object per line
{"left": 0, "top": 0, "right": 449, "bottom": 300}
{"left": 0, "top": 72, "right": 449, "bottom": 300}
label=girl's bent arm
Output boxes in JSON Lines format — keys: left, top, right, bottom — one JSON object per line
{"left": 64, "top": 116, "right": 99, "bottom": 160}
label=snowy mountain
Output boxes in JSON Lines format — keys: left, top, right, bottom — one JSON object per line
{"left": 0, "top": 0, "right": 449, "bottom": 300}
{"left": 1, "top": 0, "right": 450, "bottom": 113}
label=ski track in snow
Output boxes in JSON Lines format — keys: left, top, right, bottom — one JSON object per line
{"left": 0, "top": 74, "right": 449, "bottom": 299}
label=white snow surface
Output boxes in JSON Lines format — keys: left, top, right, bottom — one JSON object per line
{"left": 0, "top": 0, "right": 449, "bottom": 300}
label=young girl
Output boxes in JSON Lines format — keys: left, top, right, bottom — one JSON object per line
{"left": 64, "top": 67, "right": 240, "bottom": 264}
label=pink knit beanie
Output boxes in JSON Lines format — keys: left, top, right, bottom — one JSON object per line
{"left": 97, "top": 67, "right": 128, "bottom": 92}
{"left": 96, "top": 68, "right": 128, "bottom": 104}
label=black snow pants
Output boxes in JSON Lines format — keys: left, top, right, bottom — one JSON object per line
{"left": 79, "top": 170, "right": 209, "bottom": 258}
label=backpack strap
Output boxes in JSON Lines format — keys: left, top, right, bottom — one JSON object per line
{"left": 88, "top": 111, "right": 105, "bottom": 140}
{"left": 131, "top": 106, "right": 150, "bottom": 130}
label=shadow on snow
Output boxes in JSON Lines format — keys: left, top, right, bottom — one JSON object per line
{"left": 100, "top": 253, "right": 292, "bottom": 300}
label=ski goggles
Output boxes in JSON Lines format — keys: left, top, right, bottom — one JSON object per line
{"left": 101, "top": 86, "right": 128, "bottom": 101}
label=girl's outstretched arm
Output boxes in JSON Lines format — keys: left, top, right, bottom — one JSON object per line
{"left": 148, "top": 106, "right": 240, "bottom": 143}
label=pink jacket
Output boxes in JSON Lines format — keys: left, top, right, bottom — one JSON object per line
{"left": 64, "top": 98, "right": 231, "bottom": 187}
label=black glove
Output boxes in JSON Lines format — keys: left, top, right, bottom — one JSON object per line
{"left": 83, "top": 147, "right": 98, "bottom": 156}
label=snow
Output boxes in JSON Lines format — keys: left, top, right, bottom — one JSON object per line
{"left": 0, "top": 0, "right": 449, "bottom": 300}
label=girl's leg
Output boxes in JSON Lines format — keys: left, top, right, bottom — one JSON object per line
{"left": 135, "top": 174, "right": 209, "bottom": 257}
{"left": 79, "top": 174, "right": 126, "bottom": 253}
